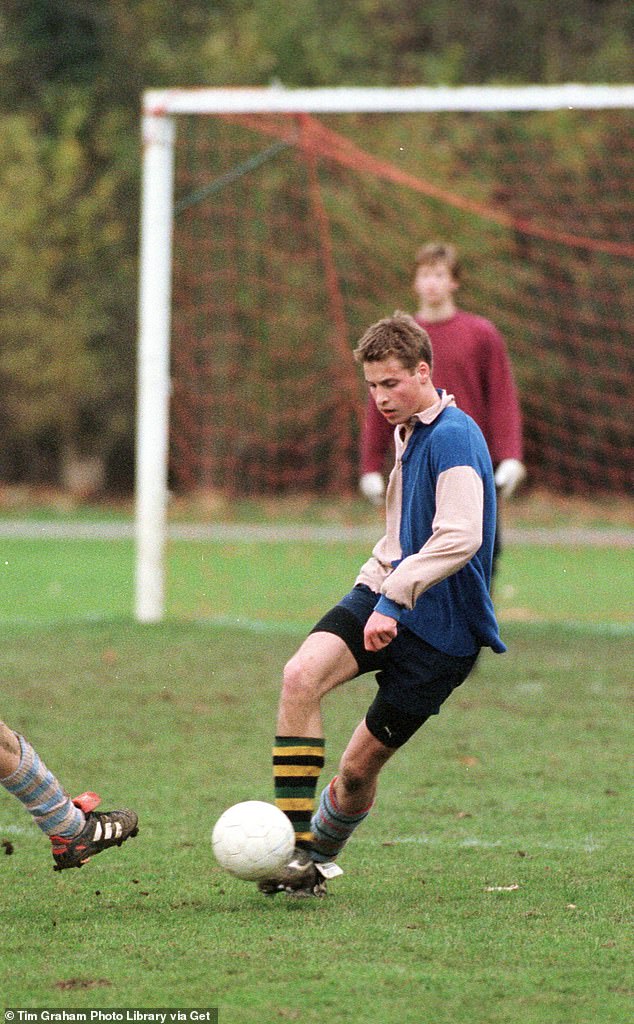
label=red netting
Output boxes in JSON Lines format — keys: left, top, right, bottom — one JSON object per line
{"left": 170, "top": 109, "right": 633, "bottom": 497}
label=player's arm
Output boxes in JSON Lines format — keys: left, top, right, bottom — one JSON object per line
{"left": 363, "top": 610, "right": 398, "bottom": 652}
{"left": 480, "top": 323, "right": 526, "bottom": 493}
{"left": 355, "top": 548, "right": 393, "bottom": 594}
{"left": 359, "top": 396, "right": 393, "bottom": 505}
{"left": 375, "top": 465, "right": 483, "bottom": 616}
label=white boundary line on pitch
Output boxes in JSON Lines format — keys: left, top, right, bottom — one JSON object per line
{"left": 0, "top": 520, "right": 632, "bottom": 547}
{"left": 359, "top": 835, "right": 609, "bottom": 854}
{"left": 0, "top": 822, "right": 615, "bottom": 855}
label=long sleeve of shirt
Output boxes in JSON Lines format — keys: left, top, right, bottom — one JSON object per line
{"left": 378, "top": 465, "right": 483, "bottom": 612}
{"left": 356, "top": 396, "right": 482, "bottom": 605}
{"left": 356, "top": 389, "right": 505, "bottom": 656}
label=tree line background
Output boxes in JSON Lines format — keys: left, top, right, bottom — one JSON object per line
{"left": 1, "top": 0, "right": 632, "bottom": 494}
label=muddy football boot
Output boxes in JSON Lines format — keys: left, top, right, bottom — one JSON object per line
{"left": 258, "top": 847, "right": 342, "bottom": 897}
{"left": 51, "top": 792, "right": 139, "bottom": 871}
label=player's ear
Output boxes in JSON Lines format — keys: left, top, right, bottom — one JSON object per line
{"left": 417, "top": 361, "right": 430, "bottom": 382}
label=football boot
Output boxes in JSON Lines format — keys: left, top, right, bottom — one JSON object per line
{"left": 257, "top": 847, "right": 342, "bottom": 897}
{"left": 51, "top": 792, "right": 138, "bottom": 871}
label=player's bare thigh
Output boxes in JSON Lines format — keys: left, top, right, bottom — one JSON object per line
{"left": 279, "top": 631, "right": 359, "bottom": 710}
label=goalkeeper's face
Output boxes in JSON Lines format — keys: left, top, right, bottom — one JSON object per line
{"left": 414, "top": 260, "right": 458, "bottom": 308}
{"left": 363, "top": 356, "right": 433, "bottom": 425}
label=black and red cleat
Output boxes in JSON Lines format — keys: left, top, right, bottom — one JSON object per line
{"left": 51, "top": 792, "right": 139, "bottom": 871}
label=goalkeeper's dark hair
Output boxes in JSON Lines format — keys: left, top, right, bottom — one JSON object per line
{"left": 353, "top": 311, "right": 433, "bottom": 372}
{"left": 414, "top": 241, "right": 461, "bottom": 282}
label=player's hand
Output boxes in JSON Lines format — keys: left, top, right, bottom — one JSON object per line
{"left": 359, "top": 472, "right": 385, "bottom": 506}
{"left": 494, "top": 459, "right": 526, "bottom": 499}
{"left": 364, "top": 611, "right": 398, "bottom": 652}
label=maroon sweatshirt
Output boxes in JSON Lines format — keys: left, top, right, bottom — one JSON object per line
{"left": 360, "top": 310, "right": 524, "bottom": 473}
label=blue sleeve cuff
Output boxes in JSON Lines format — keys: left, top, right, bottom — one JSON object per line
{"left": 375, "top": 595, "right": 405, "bottom": 621}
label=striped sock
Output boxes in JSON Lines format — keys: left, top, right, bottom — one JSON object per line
{"left": 0, "top": 735, "right": 85, "bottom": 838}
{"left": 273, "top": 736, "right": 325, "bottom": 849}
{"left": 310, "top": 776, "right": 372, "bottom": 862}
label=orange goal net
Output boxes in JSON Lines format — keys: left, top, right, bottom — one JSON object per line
{"left": 165, "top": 96, "right": 633, "bottom": 499}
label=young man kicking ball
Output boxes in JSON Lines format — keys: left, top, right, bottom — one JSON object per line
{"left": 262, "top": 312, "right": 505, "bottom": 896}
{"left": 0, "top": 720, "right": 138, "bottom": 871}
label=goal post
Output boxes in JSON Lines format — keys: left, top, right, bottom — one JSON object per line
{"left": 135, "top": 112, "right": 175, "bottom": 623}
{"left": 135, "top": 84, "right": 634, "bottom": 623}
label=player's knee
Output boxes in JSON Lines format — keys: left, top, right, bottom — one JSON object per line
{"left": 281, "top": 652, "right": 320, "bottom": 704}
{"left": 338, "top": 724, "right": 395, "bottom": 793}
{"left": 339, "top": 762, "right": 370, "bottom": 796}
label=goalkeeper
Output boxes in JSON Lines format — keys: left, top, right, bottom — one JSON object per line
{"left": 263, "top": 312, "right": 505, "bottom": 896}
{"left": 359, "top": 242, "right": 525, "bottom": 574}
{"left": 0, "top": 719, "right": 138, "bottom": 870}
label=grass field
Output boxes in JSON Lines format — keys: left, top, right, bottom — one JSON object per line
{"left": 2, "top": 533, "right": 632, "bottom": 628}
{"left": 0, "top": 512, "right": 632, "bottom": 1022}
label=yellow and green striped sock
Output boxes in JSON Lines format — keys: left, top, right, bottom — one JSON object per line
{"left": 273, "top": 736, "right": 325, "bottom": 849}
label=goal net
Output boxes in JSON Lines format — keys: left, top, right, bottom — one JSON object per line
{"left": 136, "top": 86, "right": 634, "bottom": 620}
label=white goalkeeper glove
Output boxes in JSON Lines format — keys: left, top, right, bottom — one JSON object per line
{"left": 359, "top": 472, "right": 385, "bottom": 506}
{"left": 494, "top": 459, "right": 527, "bottom": 499}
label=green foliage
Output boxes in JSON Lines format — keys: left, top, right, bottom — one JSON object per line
{"left": 0, "top": 0, "right": 632, "bottom": 485}
{"left": 0, "top": 113, "right": 103, "bottom": 434}
{"left": 0, "top": 103, "right": 135, "bottom": 474}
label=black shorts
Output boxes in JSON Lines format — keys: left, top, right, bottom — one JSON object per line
{"left": 310, "top": 585, "right": 478, "bottom": 748}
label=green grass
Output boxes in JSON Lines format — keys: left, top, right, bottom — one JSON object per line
{"left": 0, "top": 529, "right": 632, "bottom": 1021}
{"left": 2, "top": 536, "right": 632, "bottom": 626}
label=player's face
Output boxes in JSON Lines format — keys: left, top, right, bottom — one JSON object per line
{"left": 363, "top": 357, "right": 430, "bottom": 425}
{"left": 414, "top": 260, "right": 458, "bottom": 307}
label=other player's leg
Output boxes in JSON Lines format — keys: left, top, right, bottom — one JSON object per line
{"left": 0, "top": 721, "right": 138, "bottom": 870}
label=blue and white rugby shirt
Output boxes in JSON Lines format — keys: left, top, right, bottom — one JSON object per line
{"left": 356, "top": 390, "right": 506, "bottom": 656}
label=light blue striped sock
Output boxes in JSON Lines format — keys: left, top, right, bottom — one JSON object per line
{"left": 1, "top": 735, "right": 85, "bottom": 837}
{"left": 310, "top": 777, "right": 371, "bottom": 863}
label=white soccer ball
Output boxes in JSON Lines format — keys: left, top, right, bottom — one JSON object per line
{"left": 211, "top": 800, "right": 295, "bottom": 881}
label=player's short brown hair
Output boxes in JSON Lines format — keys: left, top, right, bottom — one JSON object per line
{"left": 353, "top": 312, "right": 433, "bottom": 372}
{"left": 414, "top": 241, "right": 461, "bottom": 282}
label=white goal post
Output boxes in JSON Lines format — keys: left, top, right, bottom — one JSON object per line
{"left": 134, "top": 83, "right": 634, "bottom": 623}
